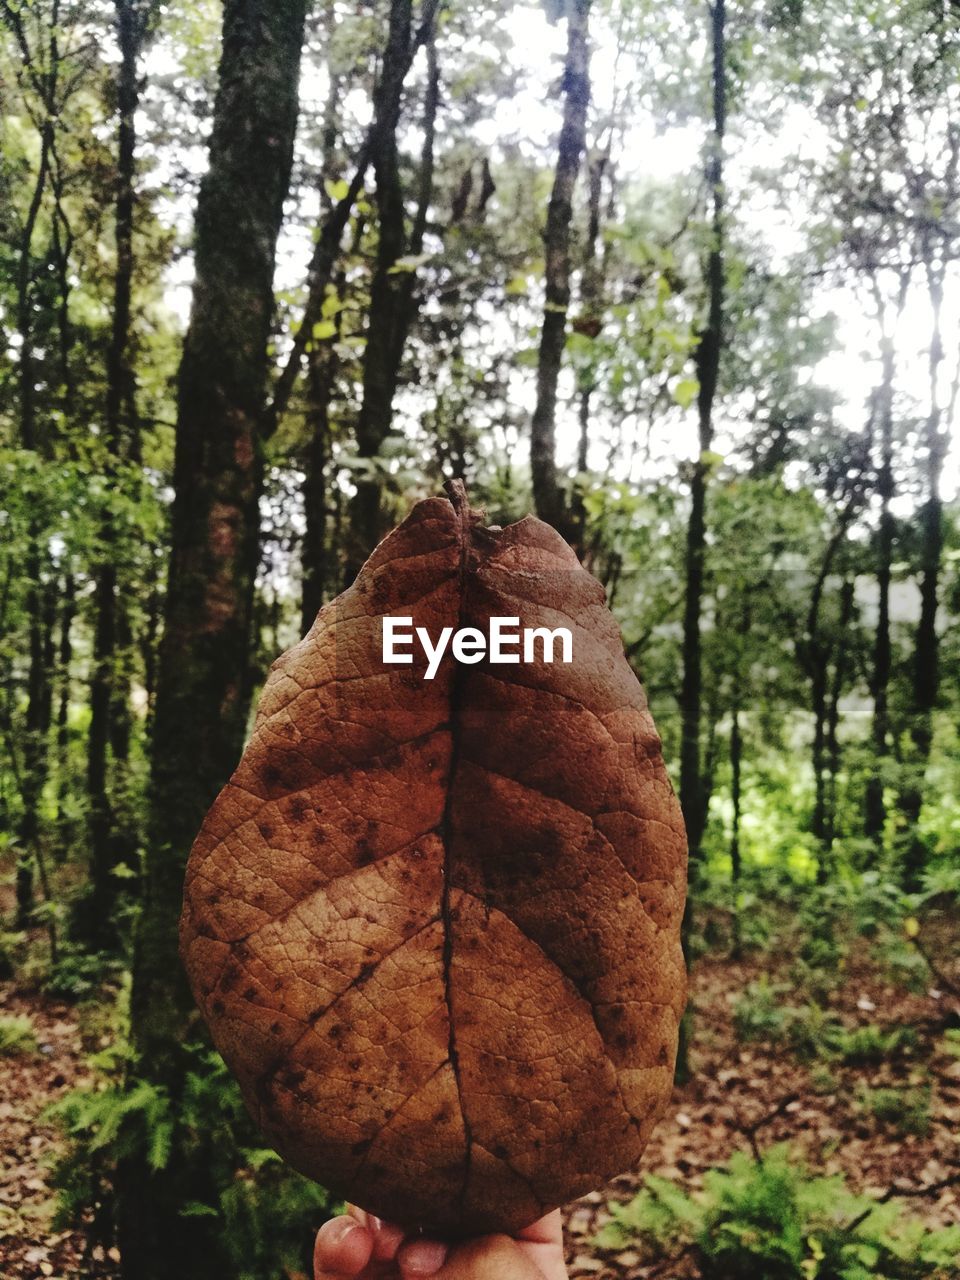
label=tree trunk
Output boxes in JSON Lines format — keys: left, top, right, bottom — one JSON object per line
{"left": 84, "top": 0, "right": 144, "bottom": 947}
{"left": 729, "top": 702, "right": 742, "bottom": 957}
{"left": 901, "top": 259, "right": 946, "bottom": 889}
{"left": 675, "top": 1, "right": 725, "bottom": 1079}
{"left": 571, "top": 147, "right": 606, "bottom": 553}
{"left": 54, "top": 574, "right": 77, "bottom": 862}
{"left": 864, "top": 329, "right": 897, "bottom": 851}
{"left": 49, "top": 154, "right": 75, "bottom": 410}
{"left": 348, "top": 6, "right": 439, "bottom": 576}
{"left": 811, "top": 655, "right": 829, "bottom": 881}
{"left": 266, "top": 0, "right": 440, "bottom": 446}
{"left": 141, "top": 556, "right": 162, "bottom": 730}
{"left": 11, "top": 43, "right": 57, "bottom": 924}
{"left": 301, "top": 11, "right": 342, "bottom": 635}
{"left": 119, "top": 2, "right": 307, "bottom": 1274}
{"left": 530, "top": 0, "right": 592, "bottom": 534}
{"left": 825, "top": 578, "right": 854, "bottom": 850}
{"left": 679, "top": 0, "right": 725, "bottom": 873}
{"left": 302, "top": 340, "right": 336, "bottom": 634}
{"left": 16, "top": 569, "right": 56, "bottom": 924}
{"left": 794, "top": 501, "right": 857, "bottom": 882}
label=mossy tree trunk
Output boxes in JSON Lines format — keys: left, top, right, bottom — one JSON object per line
{"left": 118, "top": 2, "right": 307, "bottom": 1275}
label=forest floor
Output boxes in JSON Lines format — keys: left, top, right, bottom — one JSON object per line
{"left": 565, "top": 920, "right": 960, "bottom": 1278}
{"left": 0, "top": 923, "right": 958, "bottom": 1280}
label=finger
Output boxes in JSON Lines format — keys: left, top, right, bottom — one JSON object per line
{"left": 516, "top": 1238, "right": 567, "bottom": 1280}
{"left": 314, "top": 1214, "right": 375, "bottom": 1279}
{"left": 435, "top": 1235, "right": 547, "bottom": 1280}
{"left": 396, "top": 1237, "right": 449, "bottom": 1278}
{"left": 514, "top": 1210, "right": 567, "bottom": 1280}
{"left": 343, "top": 1205, "right": 405, "bottom": 1264}
{"left": 515, "top": 1211, "right": 563, "bottom": 1246}
{"left": 368, "top": 1216, "right": 407, "bottom": 1263}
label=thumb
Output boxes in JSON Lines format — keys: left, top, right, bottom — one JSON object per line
{"left": 437, "top": 1235, "right": 548, "bottom": 1280}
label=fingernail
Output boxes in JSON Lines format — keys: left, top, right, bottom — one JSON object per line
{"left": 402, "top": 1240, "right": 448, "bottom": 1275}
{"left": 327, "top": 1216, "right": 362, "bottom": 1244}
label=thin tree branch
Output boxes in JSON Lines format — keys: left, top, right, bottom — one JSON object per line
{"left": 264, "top": 0, "right": 442, "bottom": 436}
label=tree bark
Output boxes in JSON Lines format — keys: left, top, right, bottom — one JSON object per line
{"left": 679, "top": 0, "right": 725, "bottom": 870}
{"left": 811, "top": 658, "right": 829, "bottom": 877}
{"left": 302, "top": 336, "right": 337, "bottom": 632}
{"left": 729, "top": 702, "right": 742, "bottom": 956}
{"left": 825, "top": 577, "right": 855, "bottom": 850}
{"left": 54, "top": 574, "right": 77, "bottom": 862}
{"left": 141, "top": 555, "right": 162, "bottom": 729}
{"left": 49, "top": 144, "right": 75, "bottom": 409}
{"left": 530, "top": 0, "right": 592, "bottom": 534}
{"left": 84, "top": 0, "right": 146, "bottom": 947}
{"left": 571, "top": 147, "right": 606, "bottom": 553}
{"left": 8, "top": 10, "right": 58, "bottom": 924}
{"left": 301, "top": 8, "right": 343, "bottom": 635}
{"left": 863, "top": 298, "right": 901, "bottom": 851}
{"left": 119, "top": 2, "right": 307, "bottom": 1274}
{"left": 16, "top": 572, "right": 57, "bottom": 925}
{"left": 797, "top": 502, "right": 855, "bottom": 878}
{"left": 676, "top": 0, "right": 725, "bottom": 1082}
{"left": 901, "top": 258, "right": 946, "bottom": 888}
{"left": 348, "top": 6, "right": 440, "bottom": 576}
{"left": 266, "top": 0, "right": 441, "bottom": 439}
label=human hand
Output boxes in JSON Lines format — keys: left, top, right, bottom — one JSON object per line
{"left": 314, "top": 1206, "right": 568, "bottom": 1280}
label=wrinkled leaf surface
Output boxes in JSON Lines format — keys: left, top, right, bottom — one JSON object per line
{"left": 181, "top": 494, "right": 687, "bottom": 1234}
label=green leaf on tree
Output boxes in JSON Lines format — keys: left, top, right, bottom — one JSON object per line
{"left": 673, "top": 377, "right": 699, "bottom": 408}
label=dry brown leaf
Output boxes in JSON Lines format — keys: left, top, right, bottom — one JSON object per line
{"left": 180, "top": 490, "right": 687, "bottom": 1235}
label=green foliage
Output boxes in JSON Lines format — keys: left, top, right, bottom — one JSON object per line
{"left": 0, "top": 929, "right": 27, "bottom": 981}
{"left": 918, "top": 864, "right": 960, "bottom": 904}
{"left": 732, "top": 981, "right": 917, "bottom": 1067}
{"left": 48, "top": 1041, "right": 336, "bottom": 1278}
{"left": 732, "top": 981, "right": 838, "bottom": 1058}
{"left": 0, "top": 1013, "right": 38, "bottom": 1056}
{"left": 809, "top": 1065, "right": 838, "bottom": 1095}
{"left": 598, "top": 1146, "right": 960, "bottom": 1279}
{"left": 832, "top": 1024, "right": 917, "bottom": 1066}
{"left": 783, "top": 1004, "right": 844, "bottom": 1062}
{"left": 733, "top": 978, "right": 793, "bottom": 1043}
{"left": 875, "top": 936, "right": 932, "bottom": 994}
{"left": 43, "top": 943, "right": 117, "bottom": 1002}
{"left": 215, "top": 1157, "right": 339, "bottom": 1280}
{"left": 51, "top": 1076, "right": 174, "bottom": 1173}
{"left": 858, "top": 1086, "right": 931, "bottom": 1138}
{"left": 852, "top": 874, "right": 909, "bottom": 937}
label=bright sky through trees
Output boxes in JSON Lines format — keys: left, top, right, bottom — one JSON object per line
{"left": 144, "top": 0, "right": 959, "bottom": 508}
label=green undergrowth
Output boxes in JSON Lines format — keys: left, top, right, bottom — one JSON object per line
{"left": 696, "top": 865, "right": 957, "bottom": 994}
{"left": 0, "top": 1012, "right": 38, "bottom": 1056}
{"left": 858, "top": 1085, "right": 931, "bottom": 1138}
{"left": 47, "top": 1029, "right": 336, "bottom": 1280}
{"left": 731, "top": 978, "right": 918, "bottom": 1066}
{"left": 598, "top": 1145, "right": 960, "bottom": 1279}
